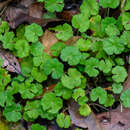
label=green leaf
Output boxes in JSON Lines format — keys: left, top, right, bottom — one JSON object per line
{"left": 0, "top": 68, "right": 11, "bottom": 88}
{"left": 76, "top": 38, "right": 91, "bottom": 51}
{"left": 80, "top": 0, "right": 99, "bottom": 15}
{"left": 33, "top": 56, "right": 42, "bottom": 67}
{"left": 85, "top": 57, "right": 99, "bottom": 77}
{"left": 50, "top": 42, "right": 66, "bottom": 56}
{"left": 52, "top": 23, "right": 73, "bottom": 41}
{"left": 98, "top": 59, "right": 112, "bottom": 73}
{"left": 89, "top": 15, "right": 104, "bottom": 37}
{"left": 90, "top": 87, "right": 107, "bottom": 104}
{"left": 16, "top": 24, "right": 25, "bottom": 39}
{"left": 103, "top": 36, "right": 124, "bottom": 55}
{"left": 122, "top": 12, "right": 130, "bottom": 30}
{"left": 43, "top": 0, "right": 64, "bottom": 12}
{"left": 30, "top": 42, "right": 44, "bottom": 56}
{"left": 43, "top": 58, "right": 64, "bottom": 79}
{"left": 120, "top": 31, "right": 130, "bottom": 48}
{"left": 79, "top": 104, "right": 91, "bottom": 116}
{"left": 54, "top": 82, "right": 72, "bottom": 100}
{"left": 56, "top": 113, "right": 71, "bottom": 128}
{"left": 3, "top": 103, "right": 21, "bottom": 122}
{"left": 104, "top": 94, "right": 115, "bottom": 107}
{"left": 19, "top": 82, "right": 43, "bottom": 99}
{"left": 112, "top": 83, "right": 123, "bottom": 94}
{"left": 124, "top": 0, "right": 130, "bottom": 11}
{"left": 24, "top": 100, "right": 42, "bottom": 121}
{"left": 112, "top": 66, "right": 128, "bottom": 83}
{"left": 0, "top": 32, "right": 14, "bottom": 50}
{"left": 72, "top": 88, "right": 85, "bottom": 101}
{"left": 115, "top": 58, "right": 125, "bottom": 66}
{"left": 72, "top": 13, "right": 90, "bottom": 32}
{"left": 61, "top": 68, "right": 82, "bottom": 89}
{"left": 101, "top": 17, "right": 116, "bottom": 33}
{"left": 60, "top": 46, "right": 82, "bottom": 66}
{"left": 78, "top": 96, "right": 88, "bottom": 105}
{"left": 31, "top": 67, "right": 47, "bottom": 83}
{"left": 21, "top": 57, "right": 33, "bottom": 77}
{"left": 41, "top": 92, "right": 63, "bottom": 114}
{"left": 120, "top": 90, "right": 130, "bottom": 107}
{"left": 105, "top": 24, "right": 120, "bottom": 36}
{"left": 0, "top": 21, "right": 9, "bottom": 34}
{"left": 24, "top": 23, "right": 43, "bottom": 42}
{"left": 31, "top": 124, "right": 46, "bottom": 130}
{"left": 99, "top": 0, "right": 120, "bottom": 8}
{"left": 15, "top": 39, "right": 30, "bottom": 58}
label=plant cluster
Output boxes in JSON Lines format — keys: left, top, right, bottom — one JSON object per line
{"left": 0, "top": 0, "right": 130, "bottom": 129}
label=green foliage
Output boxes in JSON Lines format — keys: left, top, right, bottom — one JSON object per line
{"left": 76, "top": 38, "right": 91, "bottom": 51}
{"left": 43, "top": 58, "right": 64, "bottom": 79}
{"left": 31, "top": 124, "right": 46, "bottom": 130}
{"left": 0, "top": 0, "right": 130, "bottom": 128}
{"left": 103, "top": 36, "right": 124, "bottom": 55}
{"left": 72, "top": 88, "right": 85, "bottom": 101}
{"left": 79, "top": 104, "right": 91, "bottom": 116}
{"left": 120, "top": 90, "right": 130, "bottom": 107}
{"left": 24, "top": 23, "right": 43, "bottom": 42}
{"left": 112, "top": 83, "right": 123, "bottom": 94}
{"left": 112, "top": 66, "right": 128, "bottom": 83}
{"left": 80, "top": 0, "right": 99, "bottom": 15}
{"left": 61, "top": 68, "right": 82, "bottom": 89}
{"left": 41, "top": 92, "right": 63, "bottom": 114}
{"left": 56, "top": 113, "right": 71, "bottom": 128}
{"left": 104, "top": 94, "right": 115, "bottom": 107}
{"left": 54, "top": 82, "right": 72, "bottom": 100}
{"left": 99, "top": 0, "right": 120, "bottom": 8}
{"left": 3, "top": 103, "right": 22, "bottom": 122}
{"left": 72, "top": 13, "right": 90, "bottom": 33}
{"left": 51, "top": 23, "right": 73, "bottom": 41}
{"left": 30, "top": 42, "right": 44, "bottom": 56}
{"left": 122, "top": 12, "right": 130, "bottom": 30}
{"left": 50, "top": 42, "right": 66, "bottom": 56}
{"left": 24, "top": 100, "right": 42, "bottom": 121}
{"left": 38, "top": 0, "right": 64, "bottom": 12}
{"left": 90, "top": 87, "right": 107, "bottom": 104}
{"left": 15, "top": 39, "right": 30, "bottom": 58}
{"left": 60, "top": 46, "right": 82, "bottom": 66}
{"left": 85, "top": 57, "right": 99, "bottom": 77}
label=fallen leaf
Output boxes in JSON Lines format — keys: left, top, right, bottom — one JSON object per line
{"left": 29, "top": 2, "right": 44, "bottom": 19}
{"left": 96, "top": 108, "right": 130, "bottom": 130}
{"left": 68, "top": 99, "right": 102, "bottom": 130}
{"left": 41, "top": 30, "right": 58, "bottom": 55}
{"left": 57, "top": 10, "right": 79, "bottom": 21}
{"left": 0, "top": 45, "right": 21, "bottom": 74}
{"left": 0, "top": 0, "right": 13, "bottom": 11}
{"left": 20, "top": 0, "right": 35, "bottom": 7}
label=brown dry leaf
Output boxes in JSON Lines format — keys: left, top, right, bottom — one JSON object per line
{"left": 0, "top": 45, "right": 21, "bottom": 74}
{"left": 96, "top": 108, "right": 130, "bottom": 130}
{"left": 40, "top": 30, "right": 58, "bottom": 55}
{"left": 0, "top": 0, "right": 13, "bottom": 11}
{"left": 57, "top": 10, "right": 79, "bottom": 21}
{"left": 68, "top": 99, "right": 102, "bottom": 130}
{"left": 20, "top": 0, "right": 35, "bottom": 8}
{"left": 29, "top": 2, "right": 44, "bottom": 19}
{"left": 1, "top": 5, "right": 28, "bottom": 22}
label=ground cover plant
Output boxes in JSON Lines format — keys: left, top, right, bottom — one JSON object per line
{"left": 0, "top": 0, "right": 130, "bottom": 129}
